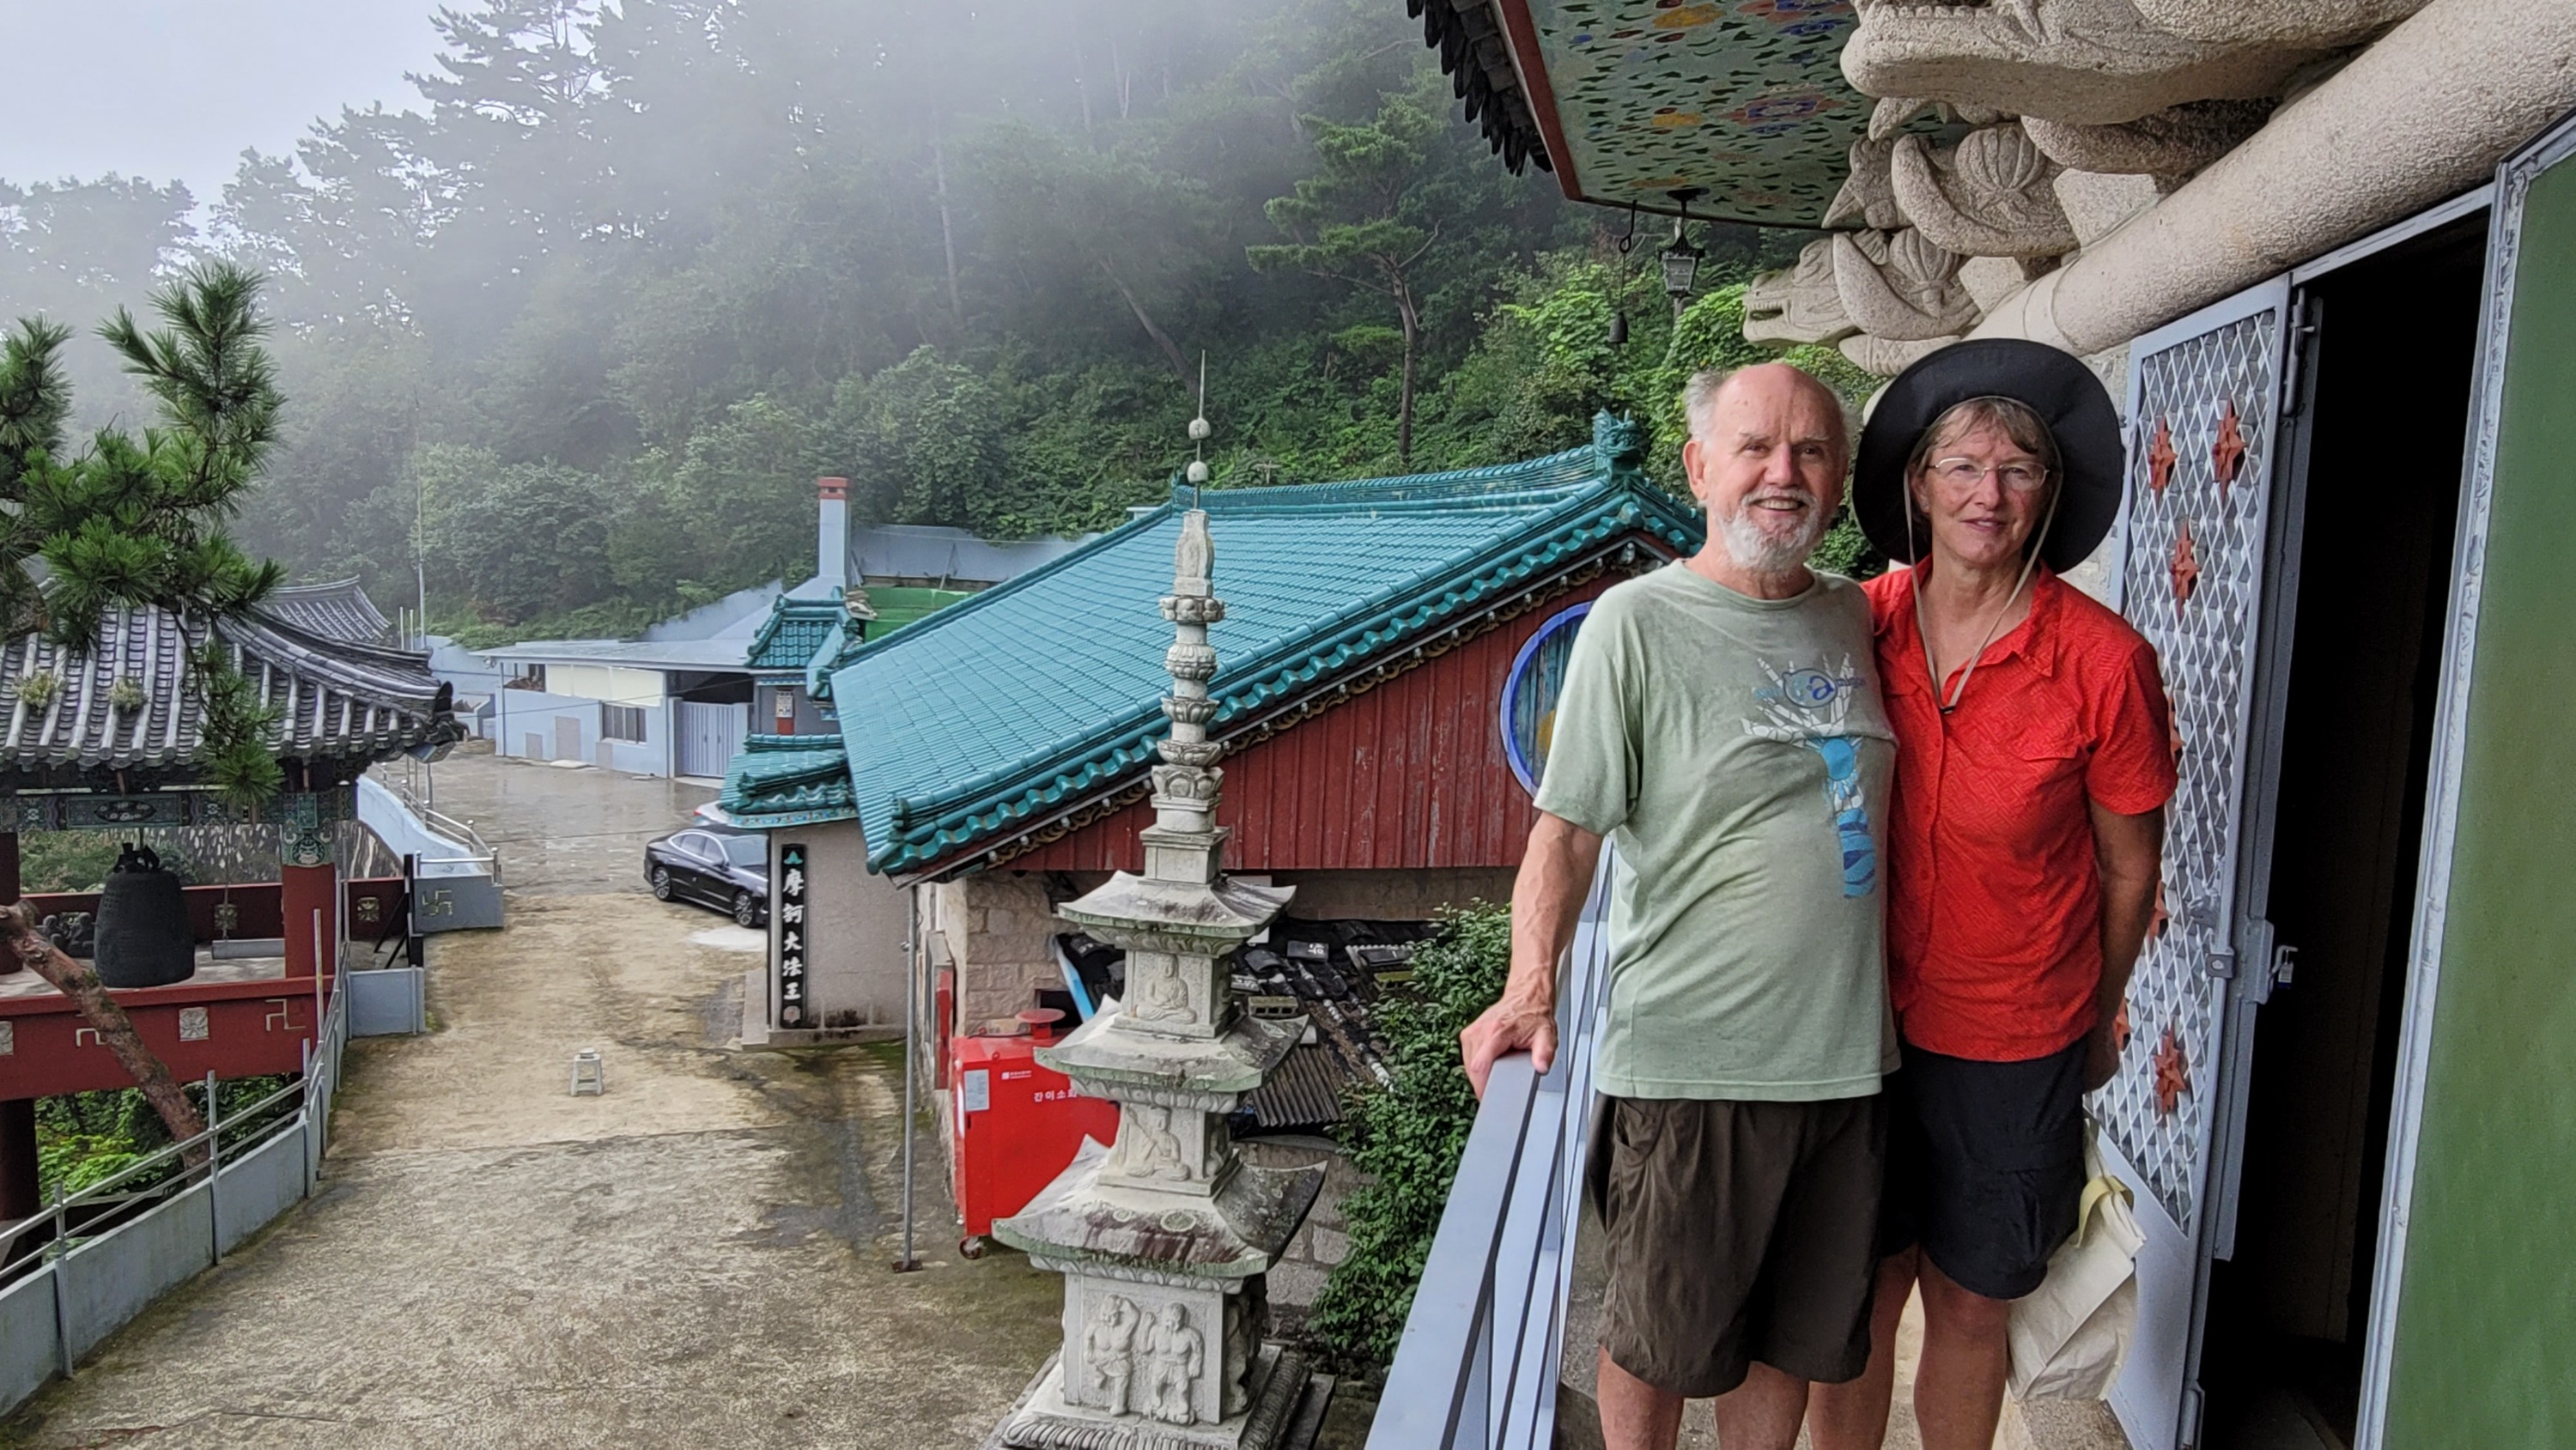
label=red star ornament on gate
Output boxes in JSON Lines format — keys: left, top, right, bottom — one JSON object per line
{"left": 2147, "top": 416, "right": 2178, "bottom": 496}
{"left": 2113, "top": 999, "right": 2134, "bottom": 1054}
{"left": 2212, "top": 399, "right": 2248, "bottom": 502}
{"left": 2170, "top": 519, "right": 2202, "bottom": 614}
{"left": 2154, "top": 1028, "right": 2190, "bottom": 1116}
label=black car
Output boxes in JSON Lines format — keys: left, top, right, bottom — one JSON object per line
{"left": 645, "top": 825, "right": 769, "bottom": 927}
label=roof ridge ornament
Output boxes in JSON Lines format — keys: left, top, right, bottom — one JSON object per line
{"left": 1593, "top": 411, "right": 1648, "bottom": 471}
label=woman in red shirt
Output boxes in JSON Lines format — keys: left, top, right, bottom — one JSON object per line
{"left": 1809, "top": 341, "right": 2175, "bottom": 1450}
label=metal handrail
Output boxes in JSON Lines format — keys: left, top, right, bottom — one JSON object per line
{"left": 1, "top": 975, "right": 349, "bottom": 1271}
{"left": 1369, "top": 846, "right": 1617, "bottom": 1450}
{"left": 368, "top": 763, "right": 503, "bottom": 886}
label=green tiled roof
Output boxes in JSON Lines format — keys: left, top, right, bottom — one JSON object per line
{"left": 747, "top": 595, "right": 845, "bottom": 674}
{"left": 832, "top": 414, "right": 1702, "bottom": 877}
{"left": 720, "top": 734, "right": 858, "bottom": 828}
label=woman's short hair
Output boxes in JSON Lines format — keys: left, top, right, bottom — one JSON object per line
{"left": 1903, "top": 395, "right": 2063, "bottom": 482}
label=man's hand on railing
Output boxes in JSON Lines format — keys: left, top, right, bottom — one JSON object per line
{"left": 1461, "top": 993, "right": 1558, "bottom": 1101}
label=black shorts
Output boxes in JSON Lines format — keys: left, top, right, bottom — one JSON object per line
{"left": 1877, "top": 1037, "right": 2087, "bottom": 1301}
{"left": 1586, "top": 1094, "right": 1887, "bottom": 1397}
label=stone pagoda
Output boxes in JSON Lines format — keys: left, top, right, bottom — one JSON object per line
{"left": 988, "top": 430, "right": 1321, "bottom": 1448}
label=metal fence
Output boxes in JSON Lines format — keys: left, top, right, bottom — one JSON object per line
{"left": 0, "top": 980, "right": 351, "bottom": 1415}
{"left": 1369, "top": 847, "right": 1617, "bottom": 1450}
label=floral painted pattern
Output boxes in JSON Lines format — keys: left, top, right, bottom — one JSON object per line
{"left": 1527, "top": 0, "right": 1880, "bottom": 224}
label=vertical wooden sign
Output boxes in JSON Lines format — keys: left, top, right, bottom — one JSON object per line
{"left": 777, "top": 841, "right": 809, "bottom": 1027}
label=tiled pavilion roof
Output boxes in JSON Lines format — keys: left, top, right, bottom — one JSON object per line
{"left": 0, "top": 604, "right": 459, "bottom": 790}
{"left": 261, "top": 578, "right": 394, "bottom": 646}
{"left": 829, "top": 414, "right": 1700, "bottom": 877}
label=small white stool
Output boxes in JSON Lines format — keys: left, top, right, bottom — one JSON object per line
{"left": 568, "top": 1047, "right": 606, "bottom": 1096}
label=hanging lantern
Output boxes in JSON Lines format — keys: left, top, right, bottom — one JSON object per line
{"left": 1609, "top": 312, "right": 1631, "bottom": 346}
{"left": 1662, "top": 188, "right": 1708, "bottom": 306}
{"left": 93, "top": 843, "right": 195, "bottom": 989}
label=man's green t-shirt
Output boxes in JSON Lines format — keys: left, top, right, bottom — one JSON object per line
{"left": 1533, "top": 562, "right": 1898, "bottom": 1101}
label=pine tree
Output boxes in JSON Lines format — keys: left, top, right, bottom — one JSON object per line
{"left": 1249, "top": 91, "right": 1447, "bottom": 469}
{"left": 0, "top": 262, "right": 301, "bottom": 1162}
{"left": 7, "top": 263, "right": 289, "bottom": 802}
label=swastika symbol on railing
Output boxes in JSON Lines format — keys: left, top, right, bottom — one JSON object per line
{"left": 264, "top": 999, "right": 303, "bottom": 1032}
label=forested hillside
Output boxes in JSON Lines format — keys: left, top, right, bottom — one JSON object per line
{"left": 0, "top": 0, "right": 1830, "bottom": 640}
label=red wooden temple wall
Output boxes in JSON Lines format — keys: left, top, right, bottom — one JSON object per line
{"left": 1007, "top": 573, "right": 1619, "bottom": 874}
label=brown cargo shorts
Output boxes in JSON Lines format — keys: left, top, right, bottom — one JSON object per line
{"left": 1586, "top": 1093, "right": 1887, "bottom": 1398}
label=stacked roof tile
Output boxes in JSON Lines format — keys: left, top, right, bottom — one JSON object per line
{"left": 0, "top": 604, "right": 458, "bottom": 789}
{"left": 829, "top": 413, "right": 1698, "bottom": 877}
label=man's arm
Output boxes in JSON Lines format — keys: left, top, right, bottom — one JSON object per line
{"left": 2086, "top": 800, "right": 2164, "bottom": 1090}
{"left": 1460, "top": 811, "right": 1605, "bottom": 1098}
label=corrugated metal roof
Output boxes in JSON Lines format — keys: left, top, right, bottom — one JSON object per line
{"left": 0, "top": 605, "right": 458, "bottom": 784}
{"left": 832, "top": 414, "right": 1698, "bottom": 877}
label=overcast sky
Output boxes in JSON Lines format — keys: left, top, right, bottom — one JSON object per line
{"left": 0, "top": 0, "right": 441, "bottom": 200}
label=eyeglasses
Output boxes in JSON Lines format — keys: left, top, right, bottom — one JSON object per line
{"left": 1926, "top": 457, "right": 2052, "bottom": 493}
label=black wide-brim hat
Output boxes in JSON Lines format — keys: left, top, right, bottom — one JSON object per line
{"left": 1853, "top": 337, "right": 2124, "bottom": 573}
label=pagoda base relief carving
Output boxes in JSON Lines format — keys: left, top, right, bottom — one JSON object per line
{"left": 1002, "top": 1344, "right": 1311, "bottom": 1450}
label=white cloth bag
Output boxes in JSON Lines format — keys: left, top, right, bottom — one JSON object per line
{"left": 2008, "top": 1128, "right": 2146, "bottom": 1400}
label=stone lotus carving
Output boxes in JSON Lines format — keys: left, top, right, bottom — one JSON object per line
{"left": 1745, "top": 238, "right": 1860, "bottom": 346}
{"left": 1891, "top": 122, "right": 2078, "bottom": 258}
{"left": 1826, "top": 137, "right": 1905, "bottom": 231}
{"left": 1840, "top": 0, "right": 2330, "bottom": 127}
{"left": 1833, "top": 228, "right": 1982, "bottom": 343}
{"left": 2023, "top": 98, "right": 2275, "bottom": 179}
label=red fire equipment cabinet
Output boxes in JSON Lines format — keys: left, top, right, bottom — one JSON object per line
{"left": 949, "top": 1009, "right": 1119, "bottom": 1258}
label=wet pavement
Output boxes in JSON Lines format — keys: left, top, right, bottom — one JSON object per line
{"left": 1, "top": 751, "right": 1063, "bottom": 1449}
{"left": 417, "top": 747, "right": 719, "bottom": 897}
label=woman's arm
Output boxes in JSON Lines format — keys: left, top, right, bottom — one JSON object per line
{"left": 2087, "top": 800, "right": 2165, "bottom": 1090}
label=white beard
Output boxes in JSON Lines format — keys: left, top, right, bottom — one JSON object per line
{"left": 1717, "top": 495, "right": 1826, "bottom": 577}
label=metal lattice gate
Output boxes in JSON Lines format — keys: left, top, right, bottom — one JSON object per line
{"left": 2100, "top": 276, "right": 2294, "bottom": 1450}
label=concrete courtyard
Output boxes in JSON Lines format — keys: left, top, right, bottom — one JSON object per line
{"left": 2, "top": 751, "right": 1063, "bottom": 1448}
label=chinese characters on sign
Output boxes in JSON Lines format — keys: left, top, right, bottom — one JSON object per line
{"left": 777, "top": 841, "right": 809, "bottom": 1027}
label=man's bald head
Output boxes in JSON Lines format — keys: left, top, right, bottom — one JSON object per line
{"left": 1677, "top": 361, "right": 1851, "bottom": 587}
{"left": 1684, "top": 362, "right": 1851, "bottom": 463}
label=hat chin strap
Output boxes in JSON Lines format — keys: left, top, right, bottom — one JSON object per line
{"left": 1906, "top": 477, "right": 2063, "bottom": 715}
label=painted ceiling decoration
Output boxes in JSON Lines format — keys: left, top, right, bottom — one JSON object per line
{"left": 1414, "top": 0, "right": 2439, "bottom": 373}
{"left": 1498, "top": 0, "right": 1883, "bottom": 226}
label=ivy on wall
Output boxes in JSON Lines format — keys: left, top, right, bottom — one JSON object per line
{"left": 1308, "top": 904, "right": 1511, "bottom": 1368}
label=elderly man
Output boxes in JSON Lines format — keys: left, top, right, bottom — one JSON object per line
{"left": 1461, "top": 362, "right": 1897, "bottom": 1450}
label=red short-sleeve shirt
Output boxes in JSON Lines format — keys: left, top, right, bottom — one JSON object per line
{"left": 1863, "top": 567, "right": 2178, "bottom": 1063}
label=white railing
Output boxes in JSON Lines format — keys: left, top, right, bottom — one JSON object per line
{"left": 1369, "top": 847, "right": 1617, "bottom": 1450}
{"left": 0, "top": 980, "right": 350, "bottom": 1414}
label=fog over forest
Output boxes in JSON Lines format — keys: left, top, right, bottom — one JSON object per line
{"left": 0, "top": 0, "right": 1817, "bottom": 642}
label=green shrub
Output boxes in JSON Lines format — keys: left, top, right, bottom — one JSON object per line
{"left": 1308, "top": 904, "right": 1513, "bottom": 1369}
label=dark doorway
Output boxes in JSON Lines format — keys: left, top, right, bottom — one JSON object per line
{"left": 2199, "top": 215, "right": 2488, "bottom": 1449}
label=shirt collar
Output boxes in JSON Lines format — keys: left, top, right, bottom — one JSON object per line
{"left": 1887, "top": 562, "right": 2065, "bottom": 701}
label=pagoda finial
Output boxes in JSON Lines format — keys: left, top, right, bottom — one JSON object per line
{"left": 1186, "top": 353, "right": 1212, "bottom": 494}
